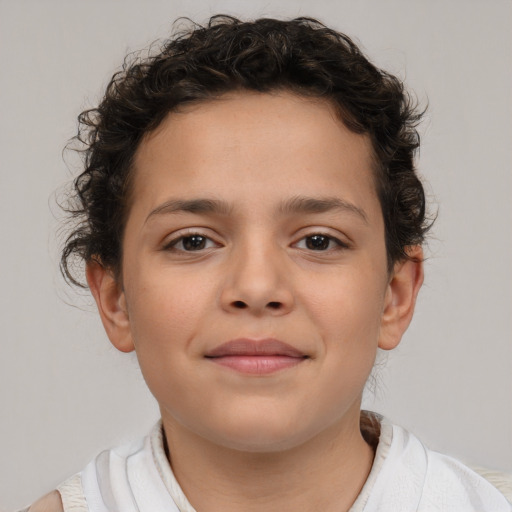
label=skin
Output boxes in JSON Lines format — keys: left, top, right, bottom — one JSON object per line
{"left": 28, "top": 490, "right": 63, "bottom": 511}
{"left": 37, "top": 91, "right": 423, "bottom": 512}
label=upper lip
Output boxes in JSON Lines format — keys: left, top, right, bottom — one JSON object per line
{"left": 205, "top": 338, "right": 307, "bottom": 358}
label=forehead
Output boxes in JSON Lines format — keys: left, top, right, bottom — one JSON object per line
{"left": 131, "top": 91, "right": 379, "bottom": 220}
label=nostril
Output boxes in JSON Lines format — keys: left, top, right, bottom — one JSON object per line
{"left": 233, "top": 300, "right": 247, "bottom": 309}
{"left": 267, "top": 301, "right": 282, "bottom": 309}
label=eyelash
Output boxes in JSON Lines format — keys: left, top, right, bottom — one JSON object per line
{"left": 163, "top": 232, "right": 348, "bottom": 253}
{"left": 293, "top": 233, "right": 348, "bottom": 252}
{"left": 163, "top": 233, "right": 219, "bottom": 252}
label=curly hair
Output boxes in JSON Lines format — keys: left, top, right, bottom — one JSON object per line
{"left": 62, "top": 14, "right": 430, "bottom": 287}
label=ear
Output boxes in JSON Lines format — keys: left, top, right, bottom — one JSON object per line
{"left": 378, "top": 246, "right": 424, "bottom": 351}
{"left": 86, "top": 260, "right": 135, "bottom": 353}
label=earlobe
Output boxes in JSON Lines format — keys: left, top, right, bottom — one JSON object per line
{"left": 378, "top": 246, "right": 424, "bottom": 351}
{"left": 86, "top": 260, "right": 135, "bottom": 353}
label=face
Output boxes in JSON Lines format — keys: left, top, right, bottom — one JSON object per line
{"left": 90, "top": 91, "right": 421, "bottom": 453}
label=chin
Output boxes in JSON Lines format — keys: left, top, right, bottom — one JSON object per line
{"left": 200, "top": 413, "right": 321, "bottom": 454}
{"left": 214, "top": 431, "right": 307, "bottom": 454}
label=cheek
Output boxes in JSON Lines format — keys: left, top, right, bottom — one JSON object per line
{"left": 314, "top": 284, "right": 384, "bottom": 396}
{"left": 123, "top": 273, "right": 209, "bottom": 407}
{"left": 124, "top": 266, "right": 213, "bottom": 355}
{"left": 303, "top": 268, "right": 386, "bottom": 341}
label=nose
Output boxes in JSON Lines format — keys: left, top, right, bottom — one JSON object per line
{"left": 220, "top": 241, "right": 295, "bottom": 316}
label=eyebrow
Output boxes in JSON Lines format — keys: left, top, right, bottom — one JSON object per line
{"left": 146, "top": 198, "right": 233, "bottom": 223}
{"left": 146, "top": 195, "right": 368, "bottom": 224}
{"left": 279, "top": 196, "right": 368, "bottom": 223}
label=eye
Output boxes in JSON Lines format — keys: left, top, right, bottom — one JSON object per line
{"left": 294, "top": 234, "right": 346, "bottom": 251}
{"left": 166, "top": 234, "right": 218, "bottom": 252}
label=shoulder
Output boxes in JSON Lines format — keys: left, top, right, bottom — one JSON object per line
{"left": 368, "top": 420, "right": 512, "bottom": 510}
{"left": 26, "top": 490, "right": 64, "bottom": 512}
{"left": 422, "top": 450, "right": 512, "bottom": 508}
{"left": 393, "top": 424, "right": 512, "bottom": 510}
{"left": 470, "top": 466, "right": 512, "bottom": 503}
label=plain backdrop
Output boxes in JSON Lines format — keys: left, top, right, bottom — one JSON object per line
{"left": 1, "top": 0, "right": 511, "bottom": 509}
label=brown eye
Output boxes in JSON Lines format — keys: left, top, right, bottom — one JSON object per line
{"left": 305, "top": 235, "right": 331, "bottom": 250}
{"left": 166, "top": 234, "right": 217, "bottom": 252}
{"left": 293, "top": 233, "right": 347, "bottom": 252}
{"left": 181, "top": 235, "right": 207, "bottom": 251}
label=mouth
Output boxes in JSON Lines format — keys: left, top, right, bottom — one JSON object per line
{"left": 205, "top": 338, "right": 309, "bottom": 375}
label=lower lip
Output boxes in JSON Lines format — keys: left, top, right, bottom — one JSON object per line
{"left": 208, "top": 355, "right": 305, "bottom": 374}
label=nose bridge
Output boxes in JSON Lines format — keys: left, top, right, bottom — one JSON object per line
{"left": 221, "top": 230, "right": 293, "bottom": 314}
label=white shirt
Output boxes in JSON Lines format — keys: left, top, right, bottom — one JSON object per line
{"left": 53, "top": 415, "right": 511, "bottom": 512}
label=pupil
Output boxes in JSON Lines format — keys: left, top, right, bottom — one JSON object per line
{"left": 183, "top": 236, "right": 206, "bottom": 251}
{"left": 307, "top": 235, "right": 329, "bottom": 250}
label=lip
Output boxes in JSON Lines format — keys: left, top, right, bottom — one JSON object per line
{"left": 205, "top": 338, "right": 308, "bottom": 375}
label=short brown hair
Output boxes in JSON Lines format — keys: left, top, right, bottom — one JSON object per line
{"left": 62, "top": 15, "right": 430, "bottom": 286}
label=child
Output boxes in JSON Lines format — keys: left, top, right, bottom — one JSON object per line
{"left": 25, "top": 15, "right": 511, "bottom": 512}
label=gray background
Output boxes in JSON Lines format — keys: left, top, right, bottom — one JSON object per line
{"left": 1, "top": 0, "right": 510, "bottom": 509}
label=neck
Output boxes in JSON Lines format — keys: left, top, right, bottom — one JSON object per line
{"left": 161, "top": 407, "right": 375, "bottom": 512}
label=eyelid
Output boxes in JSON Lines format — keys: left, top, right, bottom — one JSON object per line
{"left": 161, "top": 228, "right": 222, "bottom": 251}
{"left": 293, "top": 234, "right": 348, "bottom": 251}
{"left": 160, "top": 227, "right": 351, "bottom": 252}
{"left": 291, "top": 227, "right": 351, "bottom": 249}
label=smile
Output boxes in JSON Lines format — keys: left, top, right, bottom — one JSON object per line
{"left": 205, "top": 338, "right": 308, "bottom": 375}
